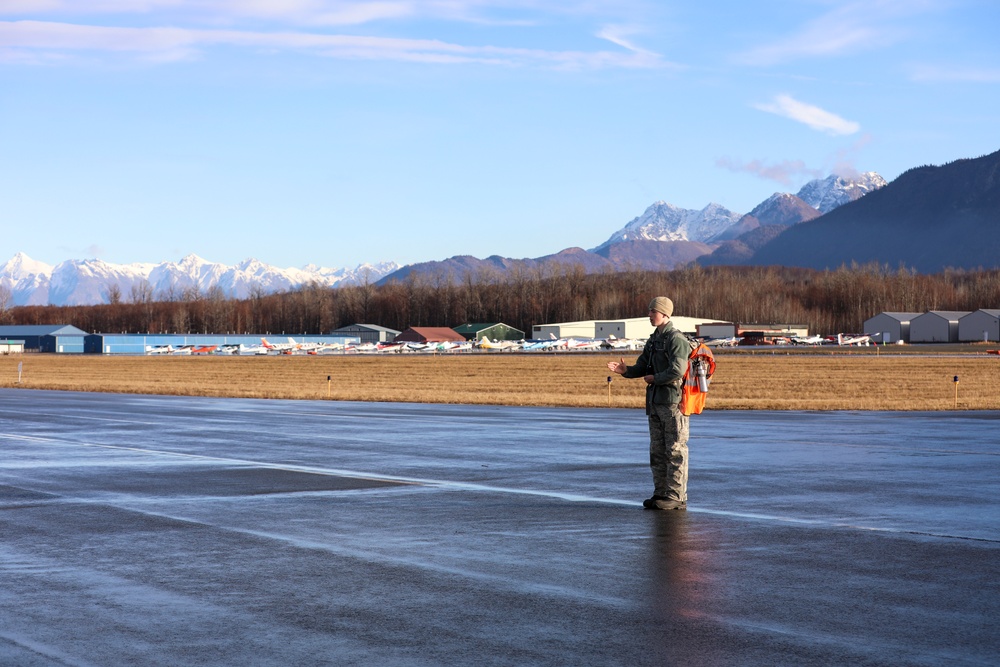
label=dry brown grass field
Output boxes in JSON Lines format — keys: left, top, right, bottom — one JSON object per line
{"left": 2, "top": 349, "right": 999, "bottom": 411}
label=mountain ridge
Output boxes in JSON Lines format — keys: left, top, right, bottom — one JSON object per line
{"left": 1, "top": 253, "right": 399, "bottom": 307}
{"left": 1, "top": 168, "right": 906, "bottom": 306}
{"left": 747, "top": 150, "right": 1000, "bottom": 271}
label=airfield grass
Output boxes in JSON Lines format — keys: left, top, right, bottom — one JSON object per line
{"left": 2, "top": 350, "right": 999, "bottom": 411}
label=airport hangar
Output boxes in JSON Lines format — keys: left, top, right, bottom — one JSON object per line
{"left": 330, "top": 324, "right": 400, "bottom": 345}
{"left": 0, "top": 325, "right": 88, "bottom": 353}
{"left": 536, "top": 316, "right": 731, "bottom": 340}
{"left": 958, "top": 309, "right": 1000, "bottom": 343}
{"left": 864, "top": 309, "right": 1000, "bottom": 343}
{"left": 84, "top": 333, "right": 359, "bottom": 354}
{"left": 453, "top": 322, "right": 526, "bottom": 342}
{"left": 0, "top": 327, "right": 358, "bottom": 354}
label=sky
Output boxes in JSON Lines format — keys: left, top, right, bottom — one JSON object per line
{"left": 1, "top": 0, "right": 998, "bottom": 272}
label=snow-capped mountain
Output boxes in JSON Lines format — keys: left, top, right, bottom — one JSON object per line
{"left": 795, "top": 172, "right": 887, "bottom": 213}
{"left": 595, "top": 172, "right": 886, "bottom": 253}
{"left": 591, "top": 202, "right": 743, "bottom": 251}
{"left": 0, "top": 254, "right": 399, "bottom": 307}
{"left": 0, "top": 253, "right": 53, "bottom": 306}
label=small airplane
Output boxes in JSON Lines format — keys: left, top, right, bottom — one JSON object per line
{"left": 308, "top": 342, "right": 346, "bottom": 355}
{"left": 704, "top": 337, "right": 741, "bottom": 347}
{"left": 790, "top": 335, "right": 825, "bottom": 345}
{"left": 293, "top": 340, "right": 322, "bottom": 353}
{"left": 601, "top": 336, "right": 645, "bottom": 350}
{"left": 837, "top": 333, "right": 872, "bottom": 346}
{"left": 566, "top": 338, "right": 604, "bottom": 351}
{"left": 261, "top": 337, "right": 299, "bottom": 353}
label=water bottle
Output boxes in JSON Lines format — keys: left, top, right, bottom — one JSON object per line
{"left": 696, "top": 360, "right": 709, "bottom": 392}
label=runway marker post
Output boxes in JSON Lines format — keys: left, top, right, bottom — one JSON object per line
{"left": 607, "top": 376, "right": 612, "bottom": 406}
{"left": 953, "top": 375, "right": 959, "bottom": 409}
{"left": 327, "top": 375, "right": 332, "bottom": 398}
{"left": 17, "top": 361, "right": 22, "bottom": 384}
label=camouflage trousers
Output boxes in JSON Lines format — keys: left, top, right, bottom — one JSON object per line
{"left": 647, "top": 403, "right": 690, "bottom": 502}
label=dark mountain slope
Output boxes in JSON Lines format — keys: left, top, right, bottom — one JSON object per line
{"left": 749, "top": 150, "right": 1000, "bottom": 272}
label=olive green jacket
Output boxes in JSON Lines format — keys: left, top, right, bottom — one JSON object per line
{"left": 623, "top": 322, "right": 693, "bottom": 413}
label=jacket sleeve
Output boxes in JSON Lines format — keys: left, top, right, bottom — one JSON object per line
{"left": 622, "top": 343, "right": 651, "bottom": 379}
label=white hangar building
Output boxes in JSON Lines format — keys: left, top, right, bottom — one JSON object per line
{"left": 908, "top": 311, "right": 971, "bottom": 343}
{"left": 536, "top": 316, "right": 720, "bottom": 340}
{"left": 595, "top": 316, "right": 719, "bottom": 341}
{"left": 863, "top": 312, "right": 922, "bottom": 344}
{"left": 958, "top": 309, "right": 1000, "bottom": 342}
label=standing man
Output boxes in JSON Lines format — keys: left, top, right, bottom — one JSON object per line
{"left": 607, "top": 297, "right": 693, "bottom": 510}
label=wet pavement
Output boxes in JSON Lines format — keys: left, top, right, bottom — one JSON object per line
{"left": 1, "top": 389, "right": 997, "bottom": 666}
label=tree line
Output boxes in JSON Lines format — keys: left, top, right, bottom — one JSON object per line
{"left": 5, "top": 263, "right": 1000, "bottom": 337}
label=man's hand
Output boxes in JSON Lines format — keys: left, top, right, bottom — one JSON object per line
{"left": 606, "top": 358, "right": 627, "bottom": 375}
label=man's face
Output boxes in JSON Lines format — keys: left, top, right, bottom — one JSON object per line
{"left": 649, "top": 309, "right": 669, "bottom": 327}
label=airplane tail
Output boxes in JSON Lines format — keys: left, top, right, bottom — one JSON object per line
{"left": 261, "top": 338, "right": 273, "bottom": 348}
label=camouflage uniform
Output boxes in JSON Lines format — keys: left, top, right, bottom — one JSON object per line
{"left": 623, "top": 321, "right": 693, "bottom": 502}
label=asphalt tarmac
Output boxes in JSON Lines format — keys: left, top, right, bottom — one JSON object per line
{"left": 1, "top": 389, "right": 997, "bottom": 666}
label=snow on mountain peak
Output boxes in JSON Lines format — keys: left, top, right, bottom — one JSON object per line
{"left": 796, "top": 172, "right": 887, "bottom": 213}
{"left": 592, "top": 201, "right": 743, "bottom": 250}
{"left": 0, "top": 254, "right": 400, "bottom": 307}
{"left": 2, "top": 252, "right": 52, "bottom": 278}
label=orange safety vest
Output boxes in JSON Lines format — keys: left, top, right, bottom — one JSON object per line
{"left": 679, "top": 342, "right": 716, "bottom": 416}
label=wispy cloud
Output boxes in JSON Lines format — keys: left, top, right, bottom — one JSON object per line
{"left": 0, "top": 19, "right": 666, "bottom": 69}
{"left": 717, "top": 133, "right": 875, "bottom": 186}
{"left": 715, "top": 157, "right": 822, "bottom": 186}
{"left": 0, "top": 1, "right": 642, "bottom": 27}
{"left": 596, "top": 24, "right": 675, "bottom": 69}
{"left": 753, "top": 94, "right": 860, "bottom": 136}
{"left": 737, "top": 0, "right": 933, "bottom": 66}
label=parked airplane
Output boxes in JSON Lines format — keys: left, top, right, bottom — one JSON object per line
{"left": 704, "top": 337, "right": 741, "bottom": 347}
{"left": 837, "top": 333, "right": 872, "bottom": 346}
{"left": 790, "top": 335, "right": 825, "bottom": 345}
{"left": 307, "top": 342, "right": 346, "bottom": 355}
{"left": 261, "top": 337, "right": 299, "bottom": 353}
{"left": 477, "top": 337, "right": 517, "bottom": 351}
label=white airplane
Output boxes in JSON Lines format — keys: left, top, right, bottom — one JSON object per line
{"left": 837, "top": 333, "right": 872, "bottom": 346}
{"left": 146, "top": 344, "right": 174, "bottom": 355}
{"left": 790, "top": 335, "right": 825, "bottom": 345}
{"left": 566, "top": 338, "right": 604, "bottom": 351}
{"left": 261, "top": 337, "right": 300, "bottom": 353}
{"left": 601, "top": 336, "right": 644, "bottom": 351}
{"left": 308, "top": 342, "right": 345, "bottom": 355}
{"left": 704, "top": 337, "right": 740, "bottom": 347}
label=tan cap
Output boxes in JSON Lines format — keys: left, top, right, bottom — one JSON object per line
{"left": 648, "top": 297, "right": 673, "bottom": 317}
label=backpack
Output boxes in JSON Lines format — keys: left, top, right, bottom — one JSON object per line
{"left": 677, "top": 334, "right": 716, "bottom": 416}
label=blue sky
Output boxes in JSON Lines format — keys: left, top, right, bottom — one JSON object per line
{"left": 1, "top": 0, "right": 998, "bottom": 271}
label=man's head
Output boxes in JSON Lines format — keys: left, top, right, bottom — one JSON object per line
{"left": 648, "top": 296, "right": 673, "bottom": 327}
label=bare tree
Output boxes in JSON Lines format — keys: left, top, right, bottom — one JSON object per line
{"left": 0, "top": 284, "right": 12, "bottom": 324}
{"left": 104, "top": 283, "right": 122, "bottom": 305}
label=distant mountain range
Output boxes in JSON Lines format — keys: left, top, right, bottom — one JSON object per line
{"left": 0, "top": 254, "right": 399, "bottom": 307}
{"left": 7, "top": 148, "right": 996, "bottom": 307}
{"left": 376, "top": 171, "right": 886, "bottom": 284}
